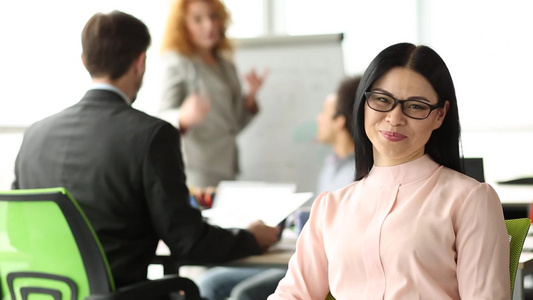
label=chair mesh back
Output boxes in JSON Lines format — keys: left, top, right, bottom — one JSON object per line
{"left": 0, "top": 188, "right": 114, "bottom": 299}
{"left": 506, "top": 218, "right": 530, "bottom": 298}
{"left": 0, "top": 192, "right": 88, "bottom": 299}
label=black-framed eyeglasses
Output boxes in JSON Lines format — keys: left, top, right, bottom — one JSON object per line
{"left": 364, "top": 91, "right": 444, "bottom": 120}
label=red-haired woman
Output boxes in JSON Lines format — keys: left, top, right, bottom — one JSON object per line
{"left": 159, "top": 0, "right": 268, "bottom": 188}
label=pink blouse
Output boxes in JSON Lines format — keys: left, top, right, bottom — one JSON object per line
{"left": 268, "top": 155, "right": 510, "bottom": 300}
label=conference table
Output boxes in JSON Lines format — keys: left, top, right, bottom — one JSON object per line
{"left": 154, "top": 229, "right": 297, "bottom": 276}
{"left": 493, "top": 183, "right": 533, "bottom": 221}
{"left": 516, "top": 243, "right": 533, "bottom": 300}
{"left": 494, "top": 184, "right": 533, "bottom": 208}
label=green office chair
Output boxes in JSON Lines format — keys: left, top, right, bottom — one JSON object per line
{"left": 506, "top": 218, "right": 530, "bottom": 298}
{"left": 0, "top": 187, "right": 203, "bottom": 300}
{"left": 325, "top": 291, "right": 335, "bottom": 300}
{"left": 324, "top": 218, "right": 530, "bottom": 300}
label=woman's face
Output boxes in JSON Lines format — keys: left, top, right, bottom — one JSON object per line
{"left": 185, "top": 0, "right": 221, "bottom": 52}
{"left": 364, "top": 67, "right": 449, "bottom": 166}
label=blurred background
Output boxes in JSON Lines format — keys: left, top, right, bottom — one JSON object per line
{"left": 1, "top": 0, "right": 532, "bottom": 189}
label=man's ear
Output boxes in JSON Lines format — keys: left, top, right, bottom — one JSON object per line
{"left": 334, "top": 115, "right": 346, "bottom": 131}
{"left": 134, "top": 52, "right": 146, "bottom": 75}
{"left": 81, "top": 53, "right": 87, "bottom": 69}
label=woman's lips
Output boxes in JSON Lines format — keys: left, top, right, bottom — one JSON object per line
{"left": 380, "top": 130, "right": 407, "bottom": 142}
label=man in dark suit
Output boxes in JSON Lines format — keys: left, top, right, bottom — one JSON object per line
{"left": 12, "top": 10, "right": 279, "bottom": 289}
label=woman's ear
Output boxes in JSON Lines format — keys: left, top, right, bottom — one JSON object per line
{"left": 439, "top": 101, "right": 450, "bottom": 119}
{"left": 433, "top": 100, "right": 450, "bottom": 129}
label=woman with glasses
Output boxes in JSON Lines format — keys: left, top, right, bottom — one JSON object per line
{"left": 268, "top": 43, "right": 510, "bottom": 299}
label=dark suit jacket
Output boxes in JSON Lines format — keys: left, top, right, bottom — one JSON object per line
{"left": 12, "top": 89, "right": 261, "bottom": 287}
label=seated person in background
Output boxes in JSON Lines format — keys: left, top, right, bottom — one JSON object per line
{"left": 197, "top": 75, "right": 361, "bottom": 300}
{"left": 11, "top": 10, "right": 279, "bottom": 292}
{"left": 314, "top": 75, "right": 361, "bottom": 193}
{"left": 268, "top": 43, "right": 510, "bottom": 299}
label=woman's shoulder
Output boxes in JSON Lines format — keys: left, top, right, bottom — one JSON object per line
{"left": 315, "top": 181, "right": 360, "bottom": 206}
{"left": 439, "top": 166, "right": 484, "bottom": 186}
{"left": 161, "top": 50, "right": 196, "bottom": 67}
{"left": 216, "top": 54, "right": 237, "bottom": 69}
{"left": 438, "top": 166, "right": 499, "bottom": 199}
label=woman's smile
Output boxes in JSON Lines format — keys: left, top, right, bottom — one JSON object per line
{"left": 380, "top": 130, "right": 407, "bottom": 142}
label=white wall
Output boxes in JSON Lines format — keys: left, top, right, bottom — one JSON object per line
{"left": 462, "top": 130, "right": 533, "bottom": 183}
{"left": 425, "top": 0, "right": 533, "bottom": 182}
{"left": 0, "top": 133, "right": 23, "bottom": 189}
{"left": 0, "top": 0, "right": 173, "bottom": 125}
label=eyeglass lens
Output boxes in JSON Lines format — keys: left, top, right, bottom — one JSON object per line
{"left": 366, "top": 92, "right": 433, "bottom": 119}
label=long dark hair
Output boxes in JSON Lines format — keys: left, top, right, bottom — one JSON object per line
{"left": 353, "top": 43, "right": 462, "bottom": 180}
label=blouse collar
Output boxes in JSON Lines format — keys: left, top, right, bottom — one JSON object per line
{"left": 365, "top": 154, "right": 440, "bottom": 185}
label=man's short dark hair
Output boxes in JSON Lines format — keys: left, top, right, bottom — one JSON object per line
{"left": 82, "top": 10, "right": 151, "bottom": 79}
{"left": 335, "top": 76, "right": 361, "bottom": 133}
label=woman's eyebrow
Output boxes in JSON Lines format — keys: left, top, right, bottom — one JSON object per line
{"left": 371, "top": 88, "right": 432, "bottom": 103}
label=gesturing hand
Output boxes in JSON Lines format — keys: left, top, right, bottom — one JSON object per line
{"left": 245, "top": 68, "right": 269, "bottom": 98}
{"left": 244, "top": 68, "right": 269, "bottom": 113}
{"left": 178, "top": 92, "right": 211, "bottom": 132}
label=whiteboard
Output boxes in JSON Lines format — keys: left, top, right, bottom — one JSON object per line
{"left": 234, "top": 34, "right": 345, "bottom": 193}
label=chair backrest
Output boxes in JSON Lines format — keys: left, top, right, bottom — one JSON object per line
{"left": 528, "top": 202, "right": 533, "bottom": 222}
{"left": 506, "top": 218, "right": 530, "bottom": 298}
{"left": 0, "top": 188, "right": 114, "bottom": 300}
{"left": 325, "top": 291, "right": 335, "bottom": 300}
{"left": 461, "top": 157, "right": 485, "bottom": 182}
{"left": 324, "top": 218, "right": 530, "bottom": 300}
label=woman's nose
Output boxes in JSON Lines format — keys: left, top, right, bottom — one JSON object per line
{"left": 386, "top": 105, "right": 406, "bottom": 126}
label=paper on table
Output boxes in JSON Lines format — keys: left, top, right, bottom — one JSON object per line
{"left": 210, "top": 181, "right": 297, "bottom": 209}
{"left": 202, "top": 191, "right": 313, "bottom": 228}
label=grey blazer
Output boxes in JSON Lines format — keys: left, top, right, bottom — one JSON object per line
{"left": 160, "top": 51, "right": 255, "bottom": 187}
{"left": 12, "top": 89, "right": 261, "bottom": 287}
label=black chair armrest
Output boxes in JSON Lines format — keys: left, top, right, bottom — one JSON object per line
{"left": 84, "top": 275, "right": 203, "bottom": 300}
